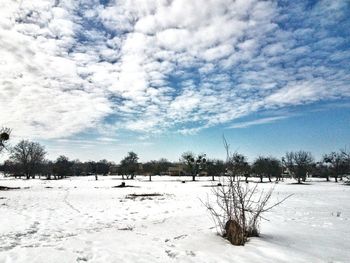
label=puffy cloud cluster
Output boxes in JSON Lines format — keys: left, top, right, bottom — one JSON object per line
{"left": 0, "top": 0, "right": 349, "bottom": 139}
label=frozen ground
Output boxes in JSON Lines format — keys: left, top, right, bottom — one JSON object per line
{"left": 0, "top": 175, "right": 349, "bottom": 263}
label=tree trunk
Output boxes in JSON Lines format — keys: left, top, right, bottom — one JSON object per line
{"left": 260, "top": 174, "right": 263, "bottom": 183}
{"left": 192, "top": 174, "right": 196, "bottom": 181}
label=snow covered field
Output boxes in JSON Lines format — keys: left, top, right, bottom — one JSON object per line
{"left": 0, "top": 175, "right": 349, "bottom": 263}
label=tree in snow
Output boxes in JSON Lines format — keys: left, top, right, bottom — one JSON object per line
{"left": 180, "top": 152, "right": 207, "bottom": 181}
{"left": 96, "top": 159, "right": 111, "bottom": 176}
{"left": 180, "top": 151, "right": 195, "bottom": 178}
{"left": 120, "top": 151, "right": 139, "bottom": 179}
{"left": 222, "top": 136, "right": 250, "bottom": 182}
{"left": 206, "top": 159, "right": 225, "bottom": 181}
{"left": 252, "top": 156, "right": 268, "bottom": 183}
{"left": 10, "top": 140, "right": 46, "bottom": 179}
{"left": 312, "top": 161, "right": 330, "bottom": 182}
{"left": 53, "top": 155, "right": 73, "bottom": 179}
{"left": 284, "top": 151, "right": 314, "bottom": 184}
{"left": 323, "top": 151, "right": 347, "bottom": 182}
{"left": 229, "top": 152, "right": 250, "bottom": 183}
{"left": 253, "top": 156, "right": 282, "bottom": 183}
{"left": 143, "top": 158, "right": 171, "bottom": 181}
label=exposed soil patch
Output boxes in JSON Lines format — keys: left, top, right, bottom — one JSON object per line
{"left": 112, "top": 182, "right": 140, "bottom": 188}
{"left": 128, "top": 193, "right": 163, "bottom": 197}
{"left": 287, "top": 182, "right": 312, "bottom": 185}
{"left": 202, "top": 183, "right": 223, "bottom": 187}
{"left": 0, "top": 186, "right": 21, "bottom": 191}
{"left": 125, "top": 193, "right": 164, "bottom": 201}
{"left": 118, "top": 226, "right": 134, "bottom": 231}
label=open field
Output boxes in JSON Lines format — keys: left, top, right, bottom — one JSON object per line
{"left": 0, "top": 175, "right": 349, "bottom": 263}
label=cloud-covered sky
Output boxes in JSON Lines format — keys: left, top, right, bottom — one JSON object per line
{"left": 0, "top": 0, "right": 349, "bottom": 161}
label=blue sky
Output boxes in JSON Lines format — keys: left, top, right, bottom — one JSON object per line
{"left": 0, "top": 0, "right": 349, "bottom": 163}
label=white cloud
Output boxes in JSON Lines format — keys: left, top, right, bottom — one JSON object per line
{"left": 0, "top": 0, "right": 349, "bottom": 140}
{"left": 229, "top": 116, "right": 288, "bottom": 129}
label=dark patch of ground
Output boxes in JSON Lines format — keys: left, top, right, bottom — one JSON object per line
{"left": 0, "top": 186, "right": 21, "bottom": 191}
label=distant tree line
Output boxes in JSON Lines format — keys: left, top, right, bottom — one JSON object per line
{"left": 0, "top": 139, "right": 349, "bottom": 184}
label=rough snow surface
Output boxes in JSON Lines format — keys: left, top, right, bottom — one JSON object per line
{"left": 0, "top": 176, "right": 349, "bottom": 262}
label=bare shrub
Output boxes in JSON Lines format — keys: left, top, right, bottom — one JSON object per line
{"left": 204, "top": 176, "right": 292, "bottom": 245}
{"left": 203, "top": 136, "right": 292, "bottom": 245}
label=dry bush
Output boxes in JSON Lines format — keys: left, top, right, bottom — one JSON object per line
{"left": 203, "top": 176, "right": 292, "bottom": 245}
{"left": 203, "top": 136, "right": 292, "bottom": 245}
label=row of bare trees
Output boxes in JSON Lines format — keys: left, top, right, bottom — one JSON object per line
{"left": 0, "top": 140, "right": 170, "bottom": 180}
{"left": 181, "top": 149, "right": 350, "bottom": 184}
{"left": 1, "top": 137, "right": 349, "bottom": 183}
{"left": 1, "top": 140, "right": 113, "bottom": 179}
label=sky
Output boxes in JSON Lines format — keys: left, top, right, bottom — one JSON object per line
{"left": 0, "top": 0, "right": 349, "bottom": 163}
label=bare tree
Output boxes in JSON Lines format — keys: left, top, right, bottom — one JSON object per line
{"left": 230, "top": 152, "right": 250, "bottom": 183}
{"left": 143, "top": 158, "right": 171, "bottom": 181}
{"left": 96, "top": 159, "right": 111, "bottom": 176}
{"left": 53, "top": 155, "right": 73, "bottom": 179}
{"left": 180, "top": 152, "right": 207, "bottom": 181}
{"left": 324, "top": 151, "right": 347, "bottom": 182}
{"left": 120, "top": 151, "right": 139, "bottom": 179}
{"left": 206, "top": 159, "right": 225, "bottom": 181}
{"left": 10, "top": 140, "right": 46, "bottom": 179}
{"left": 313, "top": 161, "right": 330, "bottom": 182}
{"left": 222, "top": 136, "right": 250, "bottom": 182}
{"left": 285, "top": 151, "right": 314, "bottom": 184}
{"left": 253, "top": 157, "right": 282, "bottom": 183}
{"left": 252, "top": 156, "right": 268, "bottom": 183}
{"left": 180, "top": 151, "right": 195, "bottom": 179}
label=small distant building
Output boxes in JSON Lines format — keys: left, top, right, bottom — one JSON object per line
{"left": 198, "top": 171, "right": 208, "bottom": 176}
{"left": 168, "top": 164, "right": 186, "bottom": 176}
{"left": 168, "top": 164, "right": 208, "bottom": 176}
{"left": 108, "top": 163, "right": 143, "bottom": 175}
{"left": 109, "top": 165, "right": 119, "bottom": 175}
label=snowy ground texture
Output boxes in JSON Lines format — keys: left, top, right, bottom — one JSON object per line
{"left": 0, "top": 175, "right": 349, "bottom": 263}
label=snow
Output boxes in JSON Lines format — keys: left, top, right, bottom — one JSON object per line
{"left": 0, "top": 175, "right": 349, "bottom": 263}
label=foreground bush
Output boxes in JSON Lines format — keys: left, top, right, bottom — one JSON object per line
{"left": 204, "top": 176, "right": 292, "bottom": 245}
